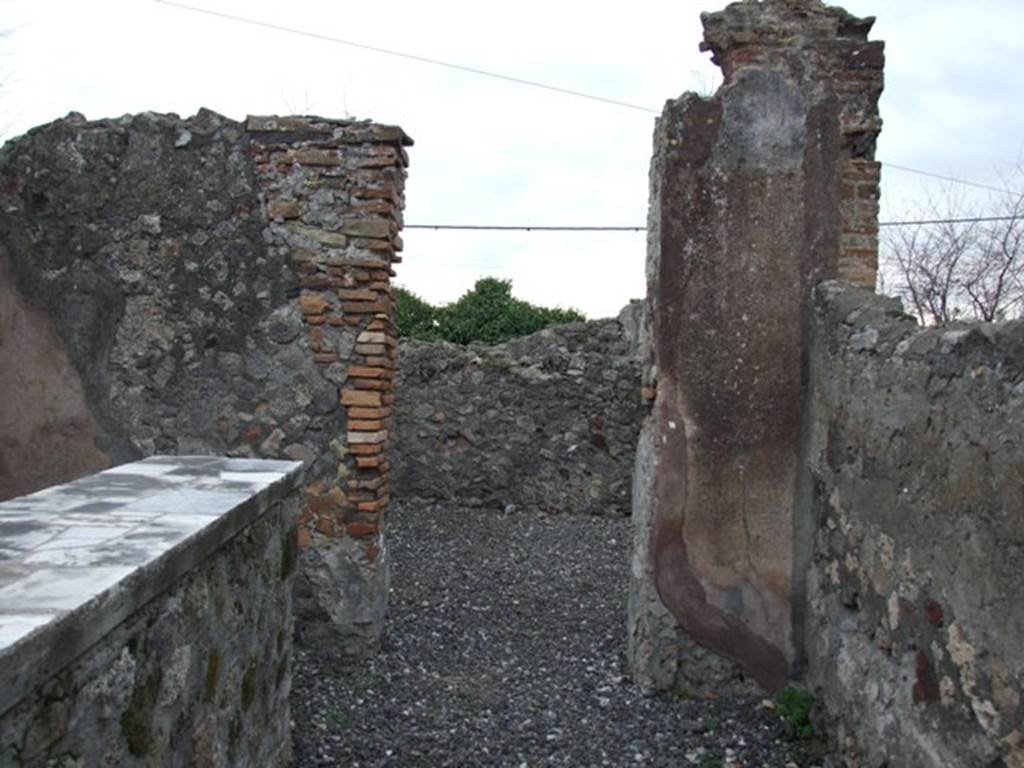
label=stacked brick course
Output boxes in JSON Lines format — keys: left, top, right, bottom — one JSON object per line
{"left": 701, "top": 0, "right": 885, "bottom": 289}
{"left": 836, "top": 46, "right": 884, "bottom": 289}
{"left": 839, "top": 159, "right": 882, "bottom": 288}
{"left": 249, "top": 116, "right": 412, "bottom": 654}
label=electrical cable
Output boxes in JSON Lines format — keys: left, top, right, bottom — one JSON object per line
{"left": 152, "top": 0, "right": 658, "bottom": 114}
{"left": 881, "top": 164, "right": 1017, "bottom": 196}
{"left": 405, "top": 225, "right": 645, "bottom": 232}
{"left": 404, "top": 216, "right": 1020, "bottom": 232}
{"left": 154, "top": 0, "right": 1023, "bottom": 198}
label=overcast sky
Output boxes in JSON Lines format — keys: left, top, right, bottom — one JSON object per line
{"left": 3, "top": 0, "right": 1023, "bottom": 318}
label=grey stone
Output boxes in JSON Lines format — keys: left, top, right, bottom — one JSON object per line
{"left": 294, "top": 535, "right": 390, "bottom": 659}
{"left": 805, "top": 281, "right": 1024, "bottom": 768}
{"left": 283, "top": 443, "right": 316, "bottom": 465}
{"left": 393, "top": 317, "right": 641, "bottom": 516}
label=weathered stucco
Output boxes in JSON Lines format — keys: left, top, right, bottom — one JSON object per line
{"left": 806, "top": 282, "right": 1024, "bottom": 768}
{"left": 0, "top": 254, "right": 109, "bottom": 499}
{"left": 629, "top": 0, "right": 884, "bottom": 693}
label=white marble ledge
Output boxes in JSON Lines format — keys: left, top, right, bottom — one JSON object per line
{"left": 0, "top": 456, "right": 303, "bottom": 657}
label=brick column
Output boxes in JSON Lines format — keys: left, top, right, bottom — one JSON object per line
{"left": 839, "top": 159, "right": 882, "bottom": 288}
{"left": 836, "top": 44, "right": 884, "bottom": 289}
{"left": 249, "top": 116, "right": 411, "bottom": 658}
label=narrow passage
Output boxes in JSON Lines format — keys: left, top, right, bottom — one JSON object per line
{"left": 291, "top": 501, "right": 810, "bottom": 767}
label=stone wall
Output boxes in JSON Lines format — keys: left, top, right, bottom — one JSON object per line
{"left": 0, "top": 109, "right": 411, "bottom": 657}
{"left": 0, "top": 457, "right": 302, "bottom": 767}
{"left": 629, "top": 0, "right": 885, "bottom": 694}
{"left": 805, "top": 282, "right": 1024, "bottom": 768}
{"left": 393, "top": 313, "right": 642, "bottom": 515}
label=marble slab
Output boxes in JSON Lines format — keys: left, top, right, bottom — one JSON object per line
{"left": 0, "top": 456, "right": 303, "bottom": 714}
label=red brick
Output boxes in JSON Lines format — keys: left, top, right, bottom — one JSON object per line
{"left": 352, "top": 378, "right": 387, "bottom": 390}
{"left": 349, "top": 419, "right": 383, "bottom": 431}
{"left": 347, "top": 521, "right": 379, "bottom": 537}
{"left": 290, "top": 149, "right": 342, "bottom": 166}
{"left": 358, "top": 238, "right": 395, "bottom": 252}
{"left": 347, "top": 474, "right": 387, "bottom": 491}
{"left": 337, "top": 288, "right": 379, "bottom": 302}
{"left": 340, "top": 389, "right": 381, "bottom": 407}
{"left": 342, "top": 301, "right": 389, "bottom": 314}
{"left": 300, "top": 275, "right": 336, "bottom": 290}
{"left": 349, "top": 443, "right": 383, "bottom": 456}
{"left": 348, "top": 407, "right": 391, "bottom": 419}
{"left": 299, "top": 294, "right": 330, "bottom": 315}
{"left": 357, "top": 496, "right": 389, "bottom": 513}
{"left": 347, "top": 366, "right": 388, "bottom": 379}
{"left": 268, "top": 200, "right": 301, "bottom": 220}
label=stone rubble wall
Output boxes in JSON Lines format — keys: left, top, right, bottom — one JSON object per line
{"left": 393, "top": 312, "right": 643, "bottom": 516}
{"left": 805, "top": 281, "right": 1024, "bottom": 768}
{"left": 0, "top": 109, "right": 411, "bottom": 658}
{"left": 629, "top": 0, "right": 885, "bottom": 695}
{"left": 0, "top": 464, "right": 301, "bottom": 768}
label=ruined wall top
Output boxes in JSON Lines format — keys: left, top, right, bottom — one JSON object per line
{"left": 700, "top": 0, "right": 881, "bottom": 92}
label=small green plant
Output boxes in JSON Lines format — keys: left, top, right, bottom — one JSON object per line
{"left": 775, "top": 685, "right": 815, "bottom": 740}
{"left": 325, "top": 706, "right": 350, "bottom": 729}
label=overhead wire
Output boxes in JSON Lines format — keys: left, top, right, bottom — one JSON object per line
{"left": 405, "top": 216, "right": 1020, "bottom": 232}
{"left": 154, "top": 0, "right": 1024, "bottom": 206}
{"left": 881, "top": 164, "right": 1017, "bottom": 196}
{"left": 405, "top": 225, "right": 646, "bottom": 232}
{"left": 151, "top": 0, "right": 658, "bottom": 114}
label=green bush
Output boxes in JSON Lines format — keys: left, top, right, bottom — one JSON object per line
{"left": 394, "top": 285, "right": 440, "bottom": 341}
{"left": 775, "top": 685, "right": 815, "bottom": 740}
{"left": 394, "top": 278, "right": 584, "bottom": 345}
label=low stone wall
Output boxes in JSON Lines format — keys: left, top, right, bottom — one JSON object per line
{"left": 805, "top": 282, "right": 1024, "bottom": 768}
{"left": 0, "top": 457, "right": 303, "bottom": 767}
{"left": 393, "top": 316, "right": 642, "bottom": 515}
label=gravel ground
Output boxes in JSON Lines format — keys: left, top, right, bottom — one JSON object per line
{"left": 291, "top": 501, "right": 816, "bottom": 767}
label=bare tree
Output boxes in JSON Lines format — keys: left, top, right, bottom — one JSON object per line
{"left": 881, "top": 170, "right": 1024, "bottom": 324}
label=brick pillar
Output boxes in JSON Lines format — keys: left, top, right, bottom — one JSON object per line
{"left": 628, "top": 0, "right": 884, "bottom": 695}
{"left": 248, "top": 116, "right": 411, "bottom": 658}
{"left": 839, "top": 159, "right": 882, "bottom": 288}
{"left": 835, "top": 37, "right": 884, "bottom": 289}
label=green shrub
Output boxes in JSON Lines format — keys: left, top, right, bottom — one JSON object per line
{"left": 775, "top": 685, "right": 815, "bottom": 740}
{"left": 394, "top": 278, "right": 584, "bottom": 344}
{"left": 394, "top": 285, "right": 440, "bottom": 340}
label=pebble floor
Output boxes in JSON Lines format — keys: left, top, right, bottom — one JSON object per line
{"left": 291, "top": 501, "right": 813, "bottom": 767}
